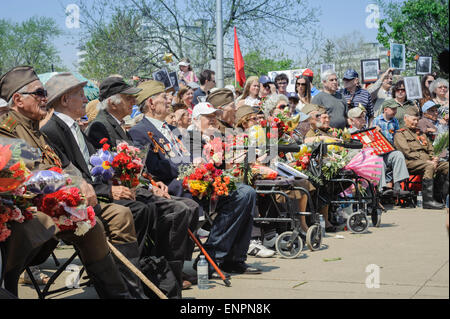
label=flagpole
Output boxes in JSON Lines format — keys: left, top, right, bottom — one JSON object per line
{"left": 216, "top": 0, "right": 224, "bottom": 88}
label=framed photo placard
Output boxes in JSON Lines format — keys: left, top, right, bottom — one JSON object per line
{"left": 361, "top": 59, "right": 380, "bottom": 84}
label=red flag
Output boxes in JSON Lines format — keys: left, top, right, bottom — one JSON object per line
{"left": 233, "top": 27, "right": 246, "bottom": 87}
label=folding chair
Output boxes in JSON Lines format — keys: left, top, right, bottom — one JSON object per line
{"left": 24, "top": 247, "right": 91, "bottom": 299}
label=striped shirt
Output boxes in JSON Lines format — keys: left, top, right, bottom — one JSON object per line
{"left": 339, "top": 87, "right": 374, "bottom": 120}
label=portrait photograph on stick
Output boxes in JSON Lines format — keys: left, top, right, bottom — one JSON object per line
{"left": 360, "top": 59, "right": 380, "bottom": 84}
{"left": 404, "top": 76, "right": 423, "bottom": 100}
{"left": 320, "top": 63, "right": 335, "bottom": 75}
{"left": 390, "top": 43, "right": 406, "bottom": 70}
{"left": 416, "top": 56, "right": 432, "bottom": 75}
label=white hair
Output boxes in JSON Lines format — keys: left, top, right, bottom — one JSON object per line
{"left": 7, "top": 83, "right": 30, "bottom": 107}
{"left": 97, "top": 94, "right": 123, "bottom": 111}
{"left": 262, "top": 93, "right": 288, "bottom": 116}
{"left": 429, "top": 78, "right": 449, "bottom": 94}
{"left": 321, "top": 69, "right": 337, "bottom": 83}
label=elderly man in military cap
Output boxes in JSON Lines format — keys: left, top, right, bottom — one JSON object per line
{"left": 41, "top": 72, "right": 161, "bottom": 298}
{"left": 0, "top": 66, "right": 133, "bottom": 298}
{"left": 394, "top": 107, "right": 448, "bottom": 209}
{"left": 90, "top": 78, "right": 199, "bottom": 293}
{"left": 206, "top": 88, "right": 236, "bottom": 134}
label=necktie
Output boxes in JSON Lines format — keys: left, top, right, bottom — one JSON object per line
{"left": 73, "top": 122, "right": 91, "bottom": 169}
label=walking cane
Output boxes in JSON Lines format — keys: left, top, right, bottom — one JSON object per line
{"left": 187, "top": 229, "right": 231, "bottom": 287}
{"left": 107, "top": 242, "right": 168, "bottom": 299}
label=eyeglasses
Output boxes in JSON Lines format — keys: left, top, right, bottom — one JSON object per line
{"left": 21, "top": 88, "right": 48, "bottom": 98}
{"left": 438, "top": 86, "right": 448, "bottom": 90}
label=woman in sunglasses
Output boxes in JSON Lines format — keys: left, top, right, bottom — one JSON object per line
{"left": 294, "top": 76, "right": 311, "bottom": 112}
{"left": 419, "top": 73, "right": 435, "bottom": 107}
{"left": 390, "top": 80, "right": 420, "bottom": 127}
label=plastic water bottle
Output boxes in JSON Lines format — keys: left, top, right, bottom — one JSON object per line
{"left": 197, "top": 255, "right": 209, "bottom": 290}
{"left": 417, "top": 191, "right": 423, "bottom": 208}
{"left": 319, "top": 214, "right": 326, "bottom": 237}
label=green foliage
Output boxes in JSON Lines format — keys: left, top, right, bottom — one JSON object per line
{"left": 0, "top": 16, "right": 64, "bottom": 75}
{"left": 320, "top": 39, "right": 336, "bottom": 64}
{"left": 243, "top": 50, "right": 294, "bottom": 77}
{"left": 376, "top": 0, "right": 449, "bottom": 74}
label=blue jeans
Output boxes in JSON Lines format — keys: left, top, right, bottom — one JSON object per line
{"left": 203, "top": 184, "right": 256, "bottom": 267}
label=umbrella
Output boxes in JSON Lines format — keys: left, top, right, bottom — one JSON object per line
{"left": 38, "top": 72, "right": 99, "bottom": 102}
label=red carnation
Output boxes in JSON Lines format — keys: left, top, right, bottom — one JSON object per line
{"left": 100, "top": 138, "right": 108, "bottom": 144}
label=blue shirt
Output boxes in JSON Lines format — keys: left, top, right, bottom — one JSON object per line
{"left": 372, "top": 114, "right": 399, "bottom": 144}
{"left": 339, "top": 87, "right": 374, "bottom": 120}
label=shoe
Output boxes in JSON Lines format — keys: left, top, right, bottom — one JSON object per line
{"left": 382, "top": 188, "right": 394, "bottom": 197}
{"left": 220, "top": 262, "right": 262, "bottom": 275}
{"left": 247, "top": 240, "right": 276, "bottom": 258}
{"left": 19, "top": 266, "right": 51, "bottom": 286}
{"left": 422, "top": 179, "right": 445, "bottom": 210}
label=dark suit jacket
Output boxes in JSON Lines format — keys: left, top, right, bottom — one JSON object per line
{"left": 86, "top": 109, "right": 132, "bottom": 149}
{"left": 41, "top": 114, "right": 113, "bottom": 201}
{"left": 128, "top": 116, "right": 182, "bottom": 185}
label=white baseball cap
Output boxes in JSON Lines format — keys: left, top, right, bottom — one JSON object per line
{"left": 192, "top": 102, "right": 221, "bottom": 119}
{"left": 178, "top": 61, "right": 190, "bottom": 67}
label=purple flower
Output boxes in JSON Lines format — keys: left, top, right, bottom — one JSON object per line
{"left": 90, "top": 150, "right": 115, "bottom": 180}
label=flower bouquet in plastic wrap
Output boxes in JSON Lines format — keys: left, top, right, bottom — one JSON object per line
{"left": 178, "top": 162, "right": 239, "bottom": 201}
{"left": 0, "top": 138, "right": 40, "bottom": 242}
{"left": 91, "top": 139, "right": 144, "bottom": 189}
{"left": 26, "top": 168, "right": 96, "bottom": 236}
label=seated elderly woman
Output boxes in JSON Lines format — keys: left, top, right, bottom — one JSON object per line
{"left": 186, "top": 102, "right": 262, "bottom": 275}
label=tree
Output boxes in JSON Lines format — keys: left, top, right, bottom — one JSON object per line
{"left": 76, "top": 0, "right": 320, "bottom": 81}
{"left": 0, "top": 17, "right": 64, "bottom": 75}
{"left": 320, "top": 39, "right": 336, "bottom": 64}
{"left": 243, "top": 51, "right": 294, "bottom": 78}
{"left": 376, "top": 0, "right": 449, "bottom": 75}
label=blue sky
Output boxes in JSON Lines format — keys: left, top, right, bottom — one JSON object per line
{"left": 1, "top": 0, "right": 384, "bottom": 71}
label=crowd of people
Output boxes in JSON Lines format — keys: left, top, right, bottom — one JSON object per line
{"left": 0, "top": 57, "right": 448, "bottom": 299}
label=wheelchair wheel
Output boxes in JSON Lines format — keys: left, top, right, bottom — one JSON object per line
{"left": 347, "top": 212, "right": 369, "bottom": 233}
{"left": 371, "top": 209, "right": 382, "bottom": 228}
{"left": 275, "top": 231, "right": 303, "bottom": 259}
{"left": 306, "top": 225, "right": 322, "bottom": 251}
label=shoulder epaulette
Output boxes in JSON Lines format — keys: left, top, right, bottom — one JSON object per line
{"left": 0, "top": 115, "right": 18, "bottom": 132}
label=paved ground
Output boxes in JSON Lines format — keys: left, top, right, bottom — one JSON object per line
{"left": 18, "top": 205, "right": 449, "bottom": 299}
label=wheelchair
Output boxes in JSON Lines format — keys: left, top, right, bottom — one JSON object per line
{"left": 236, "top": 144, "right": 323, "bottom": 259}
{"left": 307, "top": 140, "right": 383, "bottom": 233}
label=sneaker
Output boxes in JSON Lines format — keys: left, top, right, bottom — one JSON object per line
{"left": 247, "top": 240, "right": 276, "bottom": 258}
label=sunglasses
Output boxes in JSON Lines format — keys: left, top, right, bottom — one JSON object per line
{"left": 21, "top": 88, "right": 48, "bottom": 98}
{"left": 396, "top": 88, "right": 406, "bottom": 92}
{"left": 296, "top": 83, "right": 307, "bottom": 87}
{"left": 278, "top": 104, "right": 288, "bottom": 109}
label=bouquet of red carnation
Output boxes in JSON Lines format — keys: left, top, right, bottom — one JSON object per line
{"left": 0, "top": 142, "right": 34, "bottom": 193}
{"left": 98, "top": 140, "right": 144, "bottom": 188}
{"left": 34, "top": 186, "right": 96, "bottom": 236}
{"left": 0, "top": 200, "right": 34, "bottom": 242}
{"left": 178, "top": 163, "right": 238, "bottom": 200}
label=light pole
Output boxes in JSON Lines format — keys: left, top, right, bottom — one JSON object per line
{"left": 216, "top": 0, "right": 224, "bottom": 88}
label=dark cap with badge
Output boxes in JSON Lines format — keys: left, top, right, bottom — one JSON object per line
{"left": 99, "top": 77, "right": 142, "bottom": 102}
{"left": 343, "top": 69, "right": 359, "bottom": 80}
{"left": 0, "top": 66, "right": 40, "bottom": 101}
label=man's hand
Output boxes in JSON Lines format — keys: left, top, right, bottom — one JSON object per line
{"left": 381, "top": 68, "right": 395, "bottom": 80}
{"left": 152, "top": 185, "right": 171, "bottom": 199}
{"left": 112, "top": 185, "right": 136, "bottom": 200}
{"left": 155, "top": 181, "right": 169, "bottom": 194}
{"left": 80, "top": 181, "right": 98, "bottom": 207}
